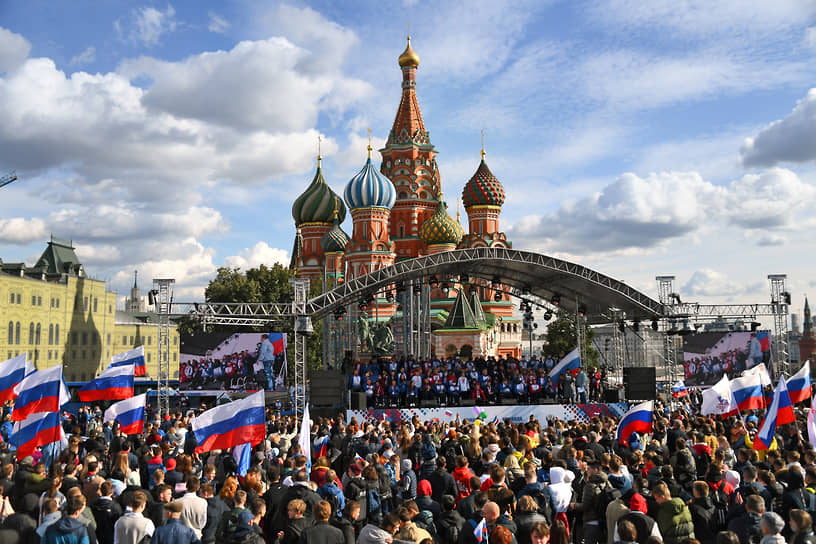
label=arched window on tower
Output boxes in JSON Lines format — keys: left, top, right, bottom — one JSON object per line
{"left": 49, "top": 324, "right": 54, "bottom": 345}
{"left": 15, "top": 322, "right": 20, "bottom": 344}
{"left": 55, "top": 324, "right": 60, "bottom": 344}
{"left": 35, "top": 323, "right": 41, "bottom": 345}
{"left": 28, "top": 322, "right": 34, "bottom": 344}
{"left": 7, "top": 322, "right": 12, "bottom": 344}
{"left": 398, "top": 223, "right": 405, "bottom": 237}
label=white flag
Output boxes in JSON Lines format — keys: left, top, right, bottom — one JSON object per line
{"left": 808, "top": 404, "right": 816, "bottom": 450}
{"left": 297, "top": 405, "right": 312, "bottom": 472}
{"left": 701, "top": 375, "right": 733, "bottom": 415}
{"left": 744, "top": 363, "right": 772, "bottom": 388}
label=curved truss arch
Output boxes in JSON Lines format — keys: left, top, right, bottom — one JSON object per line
{"left": 307, "top": 247, "right": 661, "bottom": 321}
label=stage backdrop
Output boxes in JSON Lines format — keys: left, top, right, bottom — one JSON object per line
{"left": 347, "top": 403, "right": 630, "bottom": 425}
{"left": 180, "top": 332, "right": 287, "bottom": 393}
{"left": 683, "top": 331, "right": 772, "bottom": 386}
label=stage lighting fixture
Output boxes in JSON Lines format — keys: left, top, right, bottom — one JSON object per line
{"left": 492, "top": 277, "right": 501, "bottom": 286}
{"left": 618, "top": 320, "right": 626, "bottom": 333}
{"left": 414, "top": 285, "right": 422, "bottom": 295}
{"left": 551, "top": 294, "right": 560, "bottom": 306}
{"left": 441, "top": 282, "right": 450, "bottom": 295}
{"left": 783, "top": 291, "right": 792, "bottom": 304}
{"left": 632, "top": 320, "right": 640, "bottom": 332}
{"left": 578, "top": 305, "right": 586, "bottom": 317}
{"left": 522, "top": 286, "right": 530, "bottom": 295}
{"left": 751, "top": 321, "right": 761, "bottom": 331}
{"left": 651, "top": 319, "right": 659, "bottom": 331}
{"left": 493, "top": 291, "right": 502, "bottom": 302}
{"left": 386, "top": 291, "right": 395, "bottom": 303}
{"left": 148, "top": 289, "right": 159, "bottom": 305}
{"left": 429, "top": 276, "right": 438, "bottom": 288}
{"left": 543, "top": 312, "right": 553, "bottom": 321}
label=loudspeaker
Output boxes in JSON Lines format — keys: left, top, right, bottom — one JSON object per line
{"left": 623, "top": 367, "right": 657, "bottom": 400}
{"left": 604, "top": 389, "right": 621, "bottom": 403}
{"left": 350, "top": 392, "right": 367, "bottom": 410}
{"left": 310, "top": 371, "right": 345, "bottom": 406}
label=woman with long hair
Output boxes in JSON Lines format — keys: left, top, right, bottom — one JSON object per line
{"left": 113, "top": 451, "right": 140, "bottom": 487}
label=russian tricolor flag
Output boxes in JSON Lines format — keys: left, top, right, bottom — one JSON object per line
{"left": 269, "top": 333, "right": 286, "bottom": 354}
{"left": 473, "top": 518, "right": 487, "bottom": 543}
{"left": 191, "top": 391, "right": 266, "bottom": 454}
{"left": 10, "top": 411, "right": 62, "bottom": 460}
{"left": 313, "top": 435, "right": 328, "bottom": 459}
{"left": 12, "top": 365, "right": 69, "bottom": 422}
{"left": 786, "top": 361, "right": 811, "bottom": 405}
{"left": 108, "top": 346, "right": 146, "bottom": 377}
{"left": 445, "top": 409, "right": 454, "bottom": 418}
{"left": 549, "top": 348, "right": 581, "bottom": 382}
{"left": 726, "top": 373, "right": 765, "bottom": 415}
{"left": 78, "top": 364, "right": 134, "bottom": 402}
{"left": 104, "top": 393, "right": 147, "bottom": 435}
{"left": 672, "top": 381, "right": 688, "bottom": 398}
{"left": 0, "top": 354, "right": 34, "bottom": 402}
{"left": 755, "top": 377, "right": 795, "bottom": 450}
{"left": 616, "top": 400, "right": 654, "bottom": 445}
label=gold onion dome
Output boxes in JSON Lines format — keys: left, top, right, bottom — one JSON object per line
{"left": 420, "top": 195, "right": 464, "bottom": 246}
{"left": 398, "top": 36, "right": 420, "bottom": 67}
{"left": 462, "top": 151, "right": 506, "bottom": 208}
{"left": 320, "top": 212, "right": 349, "bottom": 253}
{"left": 292, "top": 158, "right": 347, "bottom": 226}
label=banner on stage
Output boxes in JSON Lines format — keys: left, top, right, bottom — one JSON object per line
{"left": 346, "top": 403, "right": 630, "bottom": 425}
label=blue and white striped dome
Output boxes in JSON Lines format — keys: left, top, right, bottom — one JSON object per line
{"left": 344, "top": 157, "right": 396, "bottom": 210}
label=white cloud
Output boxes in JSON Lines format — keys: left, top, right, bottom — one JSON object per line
{"left": 807, "top": 27, "right": 816, "bottom": 49}
{"left": 508, "top": 171, "right": 724, "bottom": 253}
{"left": 223, "top": 241, "right": 289, "bottom": 270}
{"left": 121, "top": 37, "right": 372, "bottom": 132}
{"left": 0, "top": 217, "right": 47, "bottom": 244}
{"left": 726, "top": 168, "right": 816, "bottom": 229}
{"left": 69, "top": 46, "right": 96, "bottom": 66}
{"left": 682, "top": 269, "right": 763, "bottom": 298}
{"left": 741, "top": 88, "right": 816, "bottom": 167}
{"left": 207, "top": 11, "right": 230, "bottom": 34}
{"left": 116, "top": 4, "right": 178, "bottom": 47}
{"left": 0, "top": 27, "right": 31, "bottom": 73}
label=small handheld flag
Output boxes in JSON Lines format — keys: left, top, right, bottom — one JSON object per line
{"left": 473, "top": 518, "right": 487, "bottom": 543}
{"left": 754, "top": 377, "right": 795, "bottom": 451}
{"left": 297, "top": 404, "right": 312, "bottom": 473}
{"left": 672, "top": 381, "right": 688, "bottom": 398}
{"left": 616, "top": 401, "right": 654, "bottom": 445}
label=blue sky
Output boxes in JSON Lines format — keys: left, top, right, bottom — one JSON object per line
{"left": 0, "top": 0, "right": 815, "bottom": 319}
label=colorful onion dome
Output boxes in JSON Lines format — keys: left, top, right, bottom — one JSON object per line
{"left": 420, "top": 196, "right": 464, "bottom": 246}
{"left": 462, "top": 152, "right": 505, "bottom": 208}
{"left": 292, "top": 158, "right": 346, "bottom": 226}
{"left": 321, "top": 213, "right": 349, "bottom": 253}
{"left": 344, "top": 150, "right": 396, "bottom": 210}
{"left": 398, "top": 36, "right": 420, "bottom": 68}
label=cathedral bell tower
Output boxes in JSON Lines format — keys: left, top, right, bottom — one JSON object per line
{"left": 379, "top": 37, "right": 441, "bottom": 260}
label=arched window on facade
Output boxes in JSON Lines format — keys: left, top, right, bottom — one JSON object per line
{"left": 35, "top": 323, "right": 41, "bottom": 345}
{"left": 28, "top": 322, "right": 34, "bottom": 344}
{"left": 49, "top": 324, "right": 54, "bottom": 345}
{"left": 7, "top": 322, "right": 13, "bottom": 344}
{"left": 55, "top": 324, "right": 60, "bottom": 344}
{"left": 15, "top": 322, "right": 20, "bottom": 344}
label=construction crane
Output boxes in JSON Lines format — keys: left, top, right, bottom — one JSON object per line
{"left": 0, "top": 171, "right": 17, "bottom": 189}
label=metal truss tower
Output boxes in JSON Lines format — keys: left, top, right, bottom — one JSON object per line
{"left": 290, "top": 278, "right": 310, "bottom": 418}
{"left": 656, "top": 276, "right": 679, "bottom": 381}
{"left": 153, "top": 278, "right": 174, "bottom": 420}
{"left": 768, "top": 274, "right": 791, "bottom": 377}
{"left": 575, "top": 295, "right": 586, "bottom": 369}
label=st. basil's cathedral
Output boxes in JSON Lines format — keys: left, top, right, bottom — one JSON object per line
{"left": 290, "top": 38, "right": 522, "bottom": 360}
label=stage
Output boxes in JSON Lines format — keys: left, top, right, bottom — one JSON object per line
{"left": 346, "top": 402, "right": 630, "bottom": 425}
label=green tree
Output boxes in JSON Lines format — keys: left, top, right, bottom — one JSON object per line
{"left": 182, "top": 264, "right": 324, "bottom": 380}
{"left": 542, "top": 311, "right": 599, "bottom": 370}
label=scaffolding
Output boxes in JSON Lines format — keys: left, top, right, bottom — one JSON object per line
{"left": 768, "top": 274, "right": 791, "bottom": 377}
{"left": 290, "top": 278, "right": 310, "bottom": 418}
{"left": 153, "top": 278, "right": 174, "bottom": 420}
{"left": 656, "top": 276, "right": 679, "bottom": 382}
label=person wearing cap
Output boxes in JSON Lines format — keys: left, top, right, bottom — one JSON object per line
{"left": 759, "top": 511, "right": 785, "bottom": 544}
{"left": 398, "top": 459, "right": 417, "bottom": 502}
{"left": 150, "top": 501, "right": 200, "bottom": 544}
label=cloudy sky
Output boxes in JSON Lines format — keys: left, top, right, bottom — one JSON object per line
{"left": 1, "top": 1, "right": 815, "bottom": 318}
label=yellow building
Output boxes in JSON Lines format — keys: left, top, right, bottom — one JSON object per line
{"left": 0, "top": 238, "right": 179, "bottom": 381}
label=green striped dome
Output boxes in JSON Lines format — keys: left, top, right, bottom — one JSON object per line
{"left": 292, "top": 162, "right": 347, "bottom": 226}
{"left": 420, "top": 197, "right": 464, "bottom": 246}
{"left": 321, "top": 218, "right": 349, "bottom": 253}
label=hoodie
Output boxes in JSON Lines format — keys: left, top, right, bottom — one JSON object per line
{"left": 656, "top": 498, "right": 694, "bottom": 544}
{"left": 42, "top": 516, "right": 90, "bottom": 544}
{"left": 546, "top": 467, "right": 572, "bottom": 514}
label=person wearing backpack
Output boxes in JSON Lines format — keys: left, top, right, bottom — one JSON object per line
{"left": 436, "top": 495, "right": 465, "bottom": 544}
{"left": 362, "top": 466, "right": 383, "bottom": 525}
{"left": 318, "top": 470, "right": 345, "bottom": 519}
{"left": 727, "top": 494, "right": 764, "bottom": 544}
{"left": 516, "top": 464, "right": 553, "bottom": 524}
{"left": 688, "top": 481, "right": 716, "bottom": 543}
{"left": 570, "top": 461, "right": 609, "bottom": 544}
{"left": 216, "top": 490, "right": 252, "bottom": 543}
{"left": 706, "top": 466, "right": 735, "bottom": 532}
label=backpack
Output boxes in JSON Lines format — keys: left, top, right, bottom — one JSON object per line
{"left": 527, "top": 488, "right": 554, "bottom": 524}
{"left": 709, "top": 485, "right": 729, "bottom": 533}
{"left": 216, "top": 507, "right": 245, "bottom": 542}
{"left": 799, "top": 488, "right": 816, "bottom": 519}
{"left": 594, "top": 484, "right": 621, "bottom": 539}
{"left": 367, "top": 487, "right": 382, "bottom": 517}
{"left": 324, "top": 489, "right": 341, "bottom": 518}
{"left": 437, "top": 514, "right": 461, "bottom": 544}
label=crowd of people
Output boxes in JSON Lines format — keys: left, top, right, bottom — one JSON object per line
{"left": 348, "top": 356, "right": 607, "bottom": 406}
{"left": 1, "top": 382, "right": 816, "bottom": 544}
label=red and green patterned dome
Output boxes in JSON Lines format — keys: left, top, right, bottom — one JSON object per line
{"left": 462, "top": 157, "right": 505, "bottom": 208}
{"left": 320, "top": 215, "right": 349, "bottom": 253}
{"left": 420, "top": 197, "right": 464, "bottom": 246}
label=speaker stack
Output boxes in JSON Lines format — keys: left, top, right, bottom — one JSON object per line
{"left": 622, "top": 367, "right": 657, "bottom": 401}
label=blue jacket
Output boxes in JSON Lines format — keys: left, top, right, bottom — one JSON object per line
{"left": 42, "top": 516, "right": 90, "bottom": 544}
{"left": 151, "top": 518, "right": 201, "bottom": 544}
